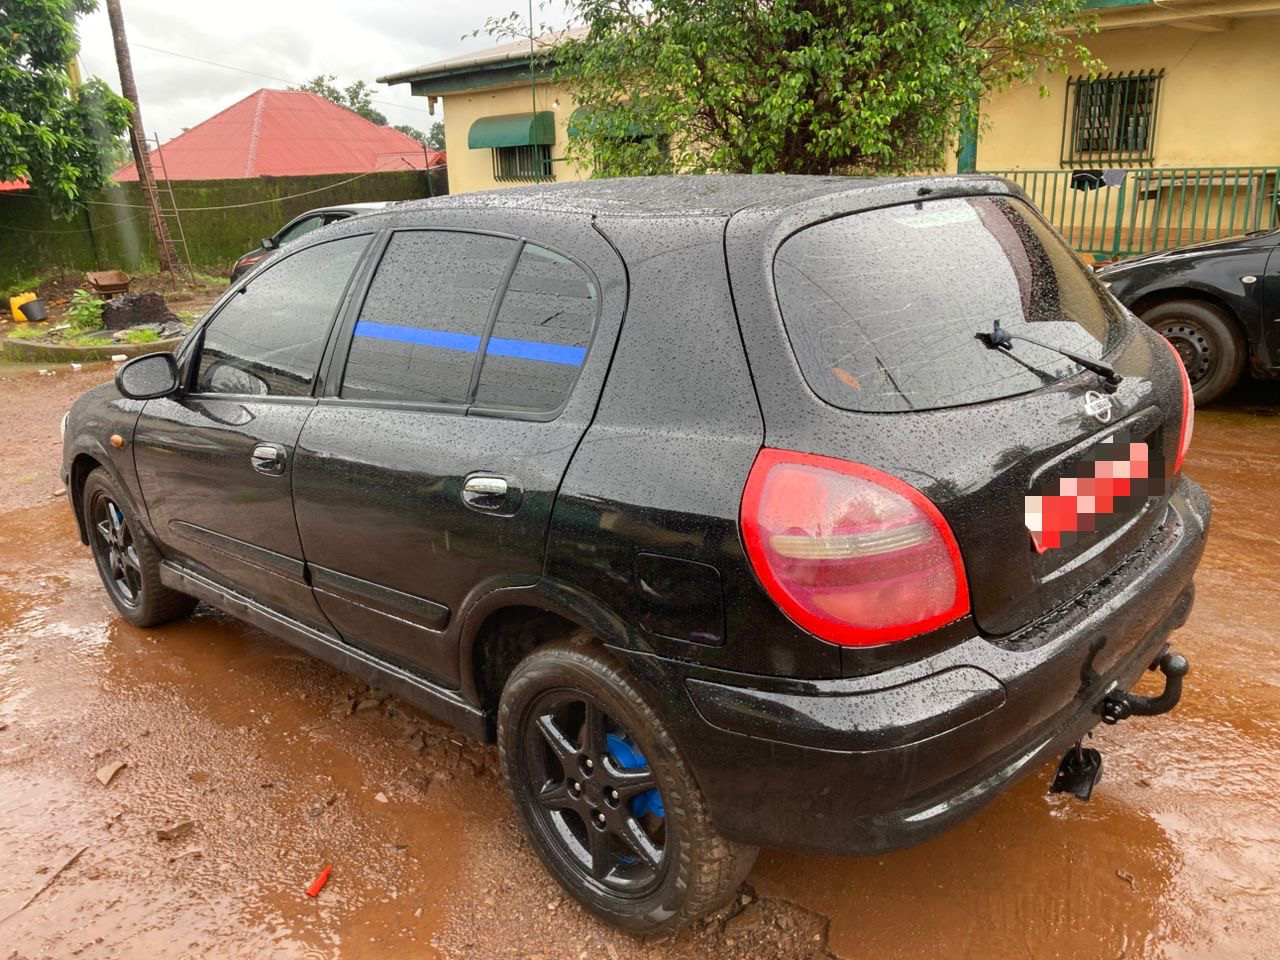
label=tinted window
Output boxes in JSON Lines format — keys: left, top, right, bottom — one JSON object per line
{"left": 774, "top": 196, "right": 1125, "bottom": 413}
{"left": 473, "top": 244, "right": 597, "bottom": 412}
{"left": 341, "top": 231, "right": 517, "bottom": 404}
{"left": 278, "top": 214, "right": 325, "bottom": 244}
{"left": 195, "top": 235, "right": 368, "bottom": 397}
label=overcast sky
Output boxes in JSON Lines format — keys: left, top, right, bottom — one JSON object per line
{"left": 76, "top": 1, "right": 571, "bottom": 140}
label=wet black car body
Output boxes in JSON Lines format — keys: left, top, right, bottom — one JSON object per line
{"left": 1099, "top": 228, "right": 1280, "bottom": 404}
{"left": 62, "top": 175, "right": 1209, "bottom": 933}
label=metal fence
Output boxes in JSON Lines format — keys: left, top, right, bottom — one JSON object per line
{"left": 981, "top": 166, "right": 1280, "bottom": 262}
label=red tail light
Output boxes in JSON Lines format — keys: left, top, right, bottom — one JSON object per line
{"left": 740, "top": 449, "right": 970, "bottom": 647}
{"left": 1162, "top": 336, "right": 1195, "bottom": 473}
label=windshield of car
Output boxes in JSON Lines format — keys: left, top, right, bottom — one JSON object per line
{"left": 773, "top": 195, "right": 1127, "bottom": 413}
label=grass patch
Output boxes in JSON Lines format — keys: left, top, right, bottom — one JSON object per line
{"left": 8, "top": 325, "right": 47, "bottom": 341}
{"left": 66, "top": 334, "right": 114, "bottom": 347}
{"left": 2, "top": 270, "right": 54, "bottom": 299}
{"left": 120, "top": 328, "right": 161, "bottom": 344}
{"left": 175, "top": 308, "right": 202, "bottom": 322}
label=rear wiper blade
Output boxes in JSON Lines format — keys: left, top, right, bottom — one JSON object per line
{"left": 976, "top": 319, "right": 1122, "bottom": 393}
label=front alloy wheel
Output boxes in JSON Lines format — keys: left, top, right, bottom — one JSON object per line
{"left": 91, "top": 493, "right": 143, "bottom": 608}
{"left": 82, "top": 469, "right": 196, "bottom": 627}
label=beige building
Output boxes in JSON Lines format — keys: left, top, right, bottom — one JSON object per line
{"left": 379, "top": 34, "right": 588, "bottom": 196}
{"left": 381, "top": 1, "right": 1280, "bottom": 258}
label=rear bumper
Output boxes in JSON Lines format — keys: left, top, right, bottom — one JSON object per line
{"left": 616, "top": 476, "right": 1210, "bottom": 855}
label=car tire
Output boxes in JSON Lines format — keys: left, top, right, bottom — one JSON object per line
{"left": 83, "top": 469, "right": 197, "bottom": 627}
{"left": 1141, "top": 299, "right": 1245, "bottom": 406}
{"left": 498, "top": 634, "right": 758, "bottom": 935}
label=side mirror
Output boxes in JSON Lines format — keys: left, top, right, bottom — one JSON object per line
{"left": 115, "top": 352, "right": 180, "bottom": 400}
{"left": 261, "top": 236, "right": 278, "bottom": 250}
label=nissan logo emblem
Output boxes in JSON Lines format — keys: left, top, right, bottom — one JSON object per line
{"left": 1084, "top": 390, "right": 1113, "bottom": 423}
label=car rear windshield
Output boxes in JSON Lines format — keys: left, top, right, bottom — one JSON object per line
{"left": 773, "top": 195, "right": 1126, "bottom": 413}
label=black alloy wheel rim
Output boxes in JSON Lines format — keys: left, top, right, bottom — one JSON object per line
{"left": 1159, "top": 320, "right": 1214, "bottom": 387}
{"left": 91, "top": 494, "right": 142, "bottom": 607}
{"left": 521, "top": 690, "right": 667, "bottom": 897}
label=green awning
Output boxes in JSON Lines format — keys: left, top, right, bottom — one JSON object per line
{"left": 468, "top": 111, "right": 556, "bottom": 149}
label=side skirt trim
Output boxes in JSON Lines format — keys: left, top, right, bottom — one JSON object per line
{"left": 159, "top": 560, "right": 487, "bottom": 740}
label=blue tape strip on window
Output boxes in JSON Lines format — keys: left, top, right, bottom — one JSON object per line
{"left": 354, "top": 320, "right": 585, "bottom": 367}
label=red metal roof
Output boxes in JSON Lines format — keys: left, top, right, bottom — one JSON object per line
{"left": 0, "top": 179, "right": 29, "bottom": 192}
{"left": 114, "top": 89, "right": 444, "bottom": 182}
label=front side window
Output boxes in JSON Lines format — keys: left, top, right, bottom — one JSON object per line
{"left": 194, "top": 235, "right": 368, "bottom": 397}
{"left": 1063, "top": 70, "right": 1162, "bottom": 165}
{"left": 341, "top": 231, "right": 518, "bottom": 404}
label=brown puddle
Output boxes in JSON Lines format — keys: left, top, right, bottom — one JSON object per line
{"left": 0, "top": 379, "right": 1277, "bottom": 959}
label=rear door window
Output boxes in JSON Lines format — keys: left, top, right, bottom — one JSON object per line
{"left": 341, "top": 231, "right": 518, "bottom": 404}
{"left": 773, "top": 196, "right": 1126, "bottom": 412}
{"left": 194, "top": 235, "right": 368, "bottom": 397}
{"left": 472, "top": 243, "right": 598, "bottom": 413}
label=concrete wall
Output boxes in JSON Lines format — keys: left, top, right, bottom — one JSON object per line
{"left": 441, "top": 82, "right": 589, "bottom": 194}
{"left": 0, "top": 169, "right": 444, "bottom": 289}
{"left": 978, "top": 15, "right": 1280, "bottom": 170}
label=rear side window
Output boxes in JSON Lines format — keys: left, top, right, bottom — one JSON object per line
{"left": 341, "top": 231, "right": 517, "bottom": 403}
{"left": 774, "top": 196, "right": 1125, "bottom": 413}
{"left": 472, "top": 243, "right": 597, "bottom": 413}
{"left": 194, "top": 235, "right": 368, "bottom": 397}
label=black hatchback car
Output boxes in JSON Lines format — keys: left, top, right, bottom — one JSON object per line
{"left": 62, "top": 176, "right": 1209, "bottom": 934}
{"left": 1099, "top": 228, "right": 1280, "bottom": 405}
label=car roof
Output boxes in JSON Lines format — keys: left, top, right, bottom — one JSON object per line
{"left": 396, "top": 174, "right": 1017, "bottom": 220}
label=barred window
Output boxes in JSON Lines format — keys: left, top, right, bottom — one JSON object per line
{"left": 1062, "top": 70, "right": 1163, "bottom": 166}
{"left": 493, "top": 144, "right": 553, "bottom": 183}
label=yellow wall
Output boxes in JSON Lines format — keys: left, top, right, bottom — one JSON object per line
{"left": 979, "top": 15, "right": 1280, "bottom": 170}
{"left": 440, "top": 82, "right": 589, "bottom": 194}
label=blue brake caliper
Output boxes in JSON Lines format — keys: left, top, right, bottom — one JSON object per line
{"left": 606, "top": 732, "right": 664, "bottom": 820}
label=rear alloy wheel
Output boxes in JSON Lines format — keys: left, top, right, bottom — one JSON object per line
{"left": 1141, "top": 299, "right": 1245, "bottom": 406}
{"left": 498, "top": 637, "right": 757, "bottom": 935}
{"left": 84, "top": 470, "right": 196, "bottom": 627}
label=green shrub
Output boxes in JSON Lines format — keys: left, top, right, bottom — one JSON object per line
{"left": 66, "top": 289, "right": 105, "bottom": 332}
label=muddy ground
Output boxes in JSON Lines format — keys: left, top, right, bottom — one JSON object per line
{"left": 1, "top": 364, "right": 1277, "bottom": 959}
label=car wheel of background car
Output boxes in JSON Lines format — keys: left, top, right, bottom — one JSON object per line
{"left": 83, "top": 469, "right": 197, "bottom": 627}
{"left": 498, "top": 634, "right": 758, "bottom": 935}
{"left": 1142, "top": 299, "right": 1246, "bottom": 406}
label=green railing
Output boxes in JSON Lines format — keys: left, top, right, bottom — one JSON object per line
{"left": 981, "top": 166, "right": 1280, "bottom": 262}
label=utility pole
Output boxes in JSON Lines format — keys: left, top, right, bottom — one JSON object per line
{"left": 104, "top": 0, "right": 179, "bottom": 277}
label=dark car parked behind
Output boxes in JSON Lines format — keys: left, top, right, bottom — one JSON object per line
{"left": 1099, "top": 227, "right": 1280, "bottom": 404}
{"left": 63, "top": 175, "right": 1207, "bottom": 934}
{"left": 228, "top": 201, "right": 398, "bottom": 283}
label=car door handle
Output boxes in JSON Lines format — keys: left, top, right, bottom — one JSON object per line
{"left": 462, "top": 475, "right": 519, "bottom": 513}
{"left": 251, "top": 443, "right": 287, "bottom": 476}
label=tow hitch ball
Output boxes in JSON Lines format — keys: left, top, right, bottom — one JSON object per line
{"left": 1049, "top": 650, "right": 1190, "bottom": 801}
{"left": 1100, "top": 651, "right": 1190, "bottom": 725}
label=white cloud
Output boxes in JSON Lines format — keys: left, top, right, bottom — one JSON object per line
{"left": 76, "top": 0, "right": 570, "bottom": 140}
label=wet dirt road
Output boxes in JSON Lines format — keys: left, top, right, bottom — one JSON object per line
{"left": 1, "top": 365, "right": 1277, "bottom": 959}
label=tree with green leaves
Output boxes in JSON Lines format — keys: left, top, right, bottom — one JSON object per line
{"left": 296, "top": 74, "right": 389, "bottom": 126}
{"left": 0, "top": 0, "right": 132, "bottom": 217}
{"left": 501, "top": 0, "right": 1100, "bottom": 177}
{"left": 395, "top": 121, "right": 446, "bottom": 150}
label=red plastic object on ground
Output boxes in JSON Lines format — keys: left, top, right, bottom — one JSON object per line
{"left": 305, "top": 865, "right": 332, "bottom": 898}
